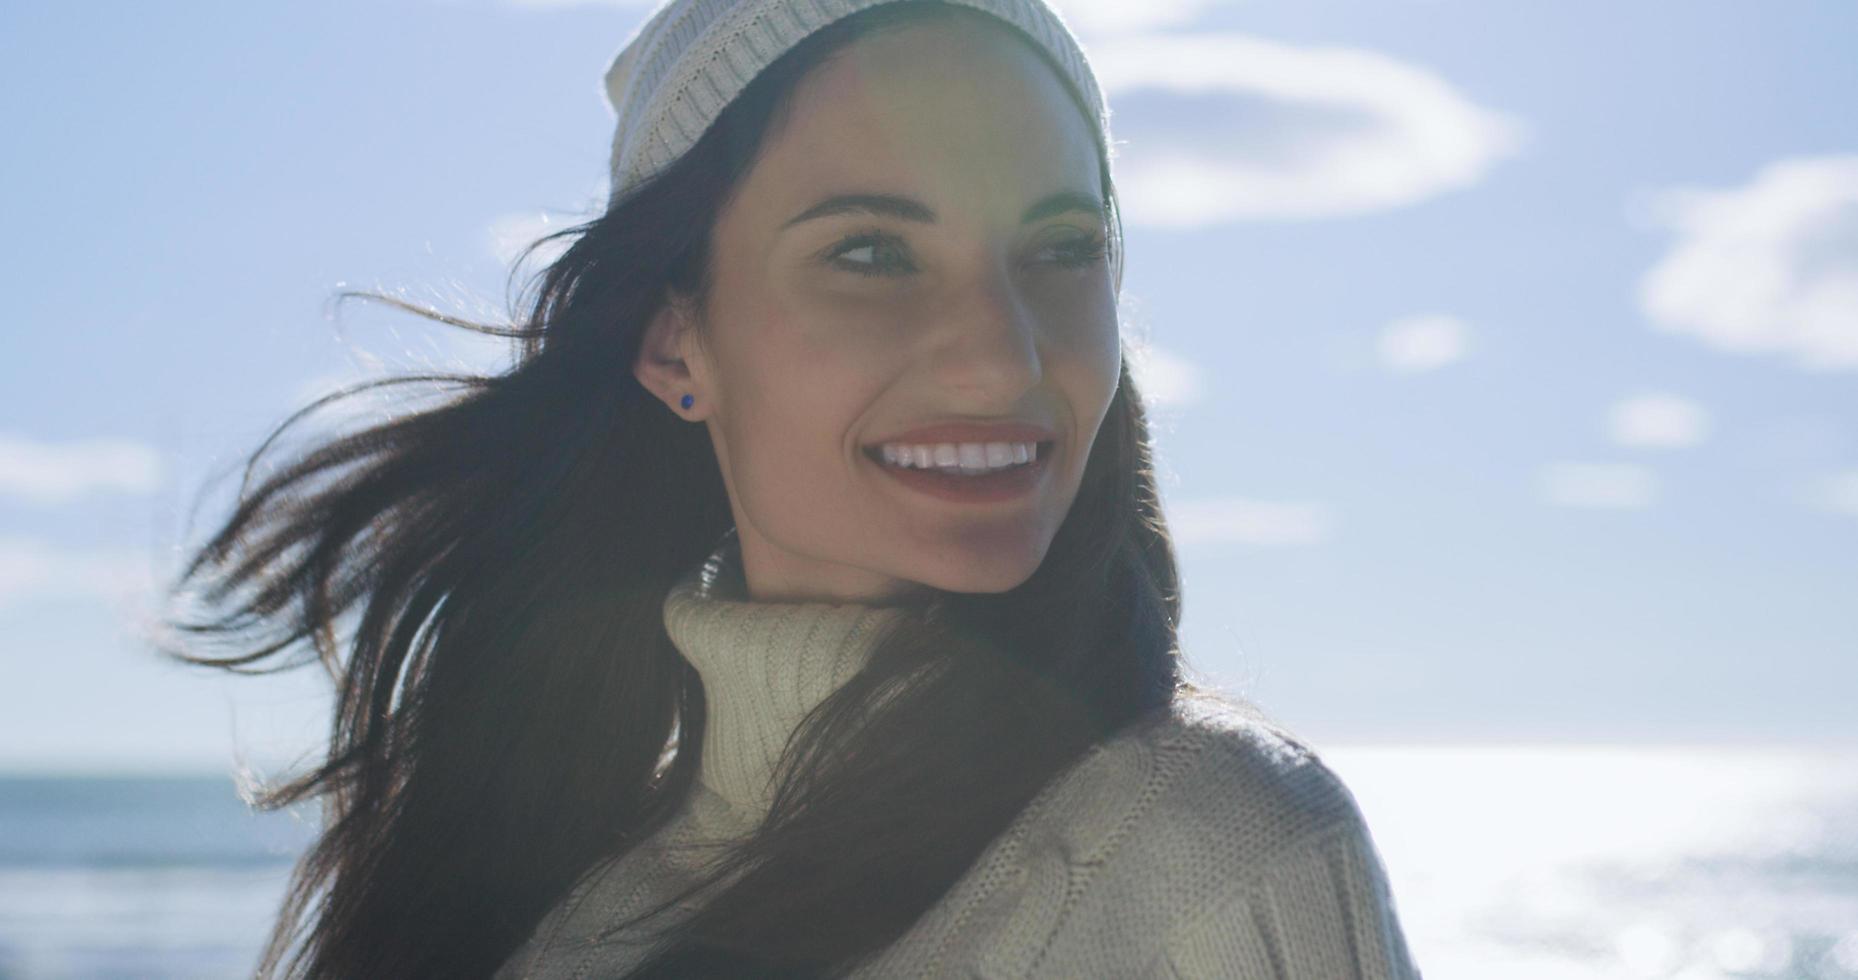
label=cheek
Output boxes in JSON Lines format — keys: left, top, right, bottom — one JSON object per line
{"left": 720, "top": 308, "right": 895, "bottom": 458}
{"left": 786, "top": 286, "right": 930, "bottom": 357}
{"left": 1062, "top": 337, "right": 1122, "bottom": 433}
{"left": 1045, "top": 293, "right": 1122, "bottom": 441}
{"left": 1045, "top": 286, "right": 1120, "bottom": 384}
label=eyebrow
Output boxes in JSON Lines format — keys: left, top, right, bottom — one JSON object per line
{"left": 781, "top": 190, "right": 1107, "bottom": 230}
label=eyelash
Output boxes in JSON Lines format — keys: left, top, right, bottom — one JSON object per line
{"left": 824, "top": 230, "right": 1110, "bottom": 278}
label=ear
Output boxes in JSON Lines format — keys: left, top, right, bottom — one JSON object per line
{"left": 633, "top": 290, "right": 705, "bottom": 419}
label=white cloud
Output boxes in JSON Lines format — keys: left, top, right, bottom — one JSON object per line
{"left": 1125, "top": 341, "right": 1204, "bottom": 408}
{"left": 1049, "top": 0, "right": 1221, "bottom": 34}
{"left": 1538, "top": 462, "right": 1656, "bottom": 510}
{"left": 0, "top": 435, "right": 162, "bottom": 504}
{"left": 1167, "top": 496, "right": 1334, "bottom": 546}
{"left": 1377, "top": 313, "right": 1470, "bottom": 373}
{"left": 0, "top": 536, "right": 155, "bottom": 611}
{"left": 1803, "top": 468, "right": 1858, "bottom": 518}
{"left": 1606, "top": 391, "right": 1709, "bottom": 449}
{"left": 1087, "top": 33, "right": 1528, "bottom": 228}
{"left": 1633, "top": 154, "right": 1858, "bottom": 373}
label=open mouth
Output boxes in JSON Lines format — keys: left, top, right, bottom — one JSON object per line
{"left": 862, "top": 440, "right": 1055, "bottom": 473}
{"left": 862, "top": 440, "right": 1055, "bottom": 503}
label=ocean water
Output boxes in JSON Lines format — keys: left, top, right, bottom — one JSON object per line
{"left": 1, "top": 746, "right": 1854, "bottom": 979}
{"left": 1324, "top": 745, "right": 1858, "bottom": 980}
{"left": 0, "top": 776, "right": 319, "bottom": 979}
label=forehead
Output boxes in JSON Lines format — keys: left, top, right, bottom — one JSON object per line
{"left": 738, "top": 16, "right": 1102, "bottom": 225}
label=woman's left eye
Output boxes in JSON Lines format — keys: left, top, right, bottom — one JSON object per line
{"left": 1042, "top": 235, "right": 1110, "bottom": 269}
{"left": 822, "top": 231, "right": 1110, "bottom": 279}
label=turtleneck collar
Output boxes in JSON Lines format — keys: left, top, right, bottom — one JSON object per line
{"left": 662, "top": 530, "right": 913, "bottom": 822}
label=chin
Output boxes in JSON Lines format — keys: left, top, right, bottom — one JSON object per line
{"left": 918, "top": 555, "right": 1042, "bottom": 596}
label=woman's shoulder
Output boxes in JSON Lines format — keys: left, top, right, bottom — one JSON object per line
{"left": 855, "top": 690, "right": 1425, "bottom": 979}
{"left": 1156, "top": 689, "right": 1372, "bottom": 834}
{"left": 879, "top": 690, "right": 1418, "bottom": 978}
{"left": 1020, "top": 688, "right": 1377, "bottom": 873}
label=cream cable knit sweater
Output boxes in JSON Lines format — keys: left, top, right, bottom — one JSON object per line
{"left": 495, "top": 535, "right": 1423, "bottom": 978}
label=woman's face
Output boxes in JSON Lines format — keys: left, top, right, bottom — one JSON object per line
{"left": 637, "top": 15, "right": 1120, "bottom": 604}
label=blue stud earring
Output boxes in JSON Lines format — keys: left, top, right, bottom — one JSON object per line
{"left": 680, "top": 394, "right": 694, "bottom": 410}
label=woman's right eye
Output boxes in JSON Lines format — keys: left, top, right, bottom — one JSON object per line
{"left": 826, "top": 233, "right": 915, "bottom": 278}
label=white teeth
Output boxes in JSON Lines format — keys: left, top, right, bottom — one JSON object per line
{"left": 877, "top": 441, "right": 1042, "bottom": 474}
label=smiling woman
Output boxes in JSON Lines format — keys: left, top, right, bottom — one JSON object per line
{"left": 630, "top": 6, "right": 1121, "bottom": 605}
{"left": 154, "top": 1, "right": 1421, "bottom": 978}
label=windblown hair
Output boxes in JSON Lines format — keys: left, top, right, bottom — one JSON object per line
{"left": 157, "top": 3, "right": 1196, "bottom": 976}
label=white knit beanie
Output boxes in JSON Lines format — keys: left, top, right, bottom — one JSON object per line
{"left": 600, "top": 0, "right": 1109, "bottom": 207}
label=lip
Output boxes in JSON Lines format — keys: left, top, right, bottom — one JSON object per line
{"left": 863, "top": 421, "right": 1058, "bottom": 449}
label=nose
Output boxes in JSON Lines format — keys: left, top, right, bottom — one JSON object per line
{"left": 930, "top": 266, "right": 1044, "bottom": 400}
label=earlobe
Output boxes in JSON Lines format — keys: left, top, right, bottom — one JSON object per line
{"left": 632, "top": 294, "right": 700, "bottom": 417}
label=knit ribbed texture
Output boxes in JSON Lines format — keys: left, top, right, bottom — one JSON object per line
{"left": 601, "top": 0, "right": 1110, "bottom": 206}
{"left": 662, "top": 529, "right": 909, "bottom": 821}
{"left": 493, "top": 534, "right": 1423, "bottom": 979}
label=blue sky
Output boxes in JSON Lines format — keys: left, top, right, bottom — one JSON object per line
{"left": 2, "top": 0, "right": 1853, "bottom": 773}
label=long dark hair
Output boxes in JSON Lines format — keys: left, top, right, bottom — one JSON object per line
{"left": 156, "top": 3, "right": 1196, "bottom": 976}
